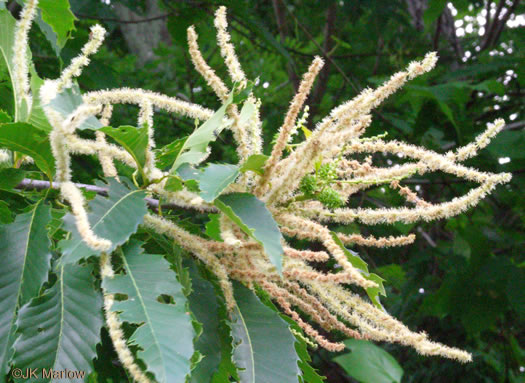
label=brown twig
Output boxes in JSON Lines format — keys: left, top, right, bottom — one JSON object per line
{"left": 15, "top": 178, "right": 170, "bottom": 210}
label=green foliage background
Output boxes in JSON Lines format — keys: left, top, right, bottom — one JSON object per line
{"left": 1, "top": 0, "right": 524, "bottom": 382}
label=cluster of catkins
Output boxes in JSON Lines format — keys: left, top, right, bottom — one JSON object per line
{"left": 11, "top": 1, "right": 513, "bottom": 381}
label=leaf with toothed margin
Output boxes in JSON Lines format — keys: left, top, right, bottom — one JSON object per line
{"left": 12, "top": 263, "right": 103, "bottom": 383}
{"left": 0, "top": 122, "right": 55, "bottom": 180}
{"left": 330, "top": 232, "right": 386, "bottom": 310}
{"left": 185, "top": 259, "right": 224, "bottom": 383}
{"left": 255, "top": 287, "right": 326, "bottom": 383}
{"left": 58, "top": 177, "right": 147, "bottom": 264}
{"left": 215, "top": 192, "right": 284, "bottom": 275}
{"left": 0, "top": 200, "right": 52, "bottom": 380}
{"left": 230, "top": 282, "right": 301, "bottom": 383}
{"left": 102, "top": 240, "right": 194, "bottom": 383}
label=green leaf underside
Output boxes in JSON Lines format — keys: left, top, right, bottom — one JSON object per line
{"left": 231, "top": 282, "right": 301, "bottom": 383}
{"left": 12, "top": 263, "right": 103, "bottom": 382}
{"left": 215, "top": 193, "right": 284, "bottom": 274}
{"left": 0, "top": 122, "right": 55, "bottom": 180}
{"left": 48, "top": 85, "right": 102, "bottom": 130}
{"left": 334, "top": 339, "right": 403, "bottom": 383}
{"left": 37, "top": 0, "right": 76, "bottom": 49}
{"left": 100, "top": 125, "right": 148, "bottom": 179}
{"left": 0, "top": 201, "right": 52, "bottom": 379}
{"left": 186, "top": 260, "right": 223, "bottom": 383}
{"left": 196, "top": 163, "right": 240, "bottom": 202}
{"left": 239, "top": 154, "right": 269, "bottom": 176}
{"left": 255, "top": 288, "right": 325, "bottom": 383}
{"left": 170, "top": 93, "right": 234, "bottom": 172}
{"left": 330, "top": 232, "right": 386, "bottom": 309}
{"left": 102, "top": 240, "right": 194, "bottom": 383}
{"left": 59, "top": 178, "right": 147, "bottom": 264}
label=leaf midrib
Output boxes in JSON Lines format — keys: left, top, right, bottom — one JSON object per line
{"left": 121, "top": 252, "right": 167, "bottom": 383}
{"left": 49, "top": 265, "right": 65, "bottom": 372}
{"left": 235, "top": 305, "right": 255, "bottom": 383}
{"left": 1, "top": 202, "right": 40, "bottom": 367}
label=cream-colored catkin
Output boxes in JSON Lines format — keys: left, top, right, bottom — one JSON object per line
{"left": 100, "top": 254, "right": 153, "bottom": 383}
{"left": 55, "top": 25, "right": 106, "bottom": 93}
{"left": 273, "top": 53, "right": 437, "bottom": 190}
{"left": 187, "top": 26, "right": 230, "bottom": 101}
{"left": 12, "top": 0, "right": 38, "bottom": 112}
{"left": 338, "top": 232, "right": 417, "bottom": 247}
{"left": 214, "top": 6, "right": 246, "bottom": 86}
{"left": 308, "top": 281, "right": 472, "bottom": 362}
{"left": 84, "top": 88, "right": 214, "bottom": 120}
{"left": 306, "top": 179, "right": 509, "bottom": 225}
{"left": 60, "top": 181, "right": 112, "bottom": 251}
{"left": 448, "top": 118, "right": 505, "bottom": 161}
{"left": 219, "top": 214, "right": 242, "bottom": 247}
{"left": 391, "top": 179, "right": 430, "bottom": 207}
{"left": 96, "top": 104, "right": 118, "bottom": 178}
{"left": 138, "top": 100, "right": 156, "bottom": 177}
{"left": 256, "top": 57, "right": 324, "bottom": 196}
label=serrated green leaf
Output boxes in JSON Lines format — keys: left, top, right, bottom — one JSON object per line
{"left": 205, "top": 214, "right": 222, "bottom": 241}
{"left": 0, "top": 168, "right": 25, "bottom": 190}
{"left": 0, "top": 201, "right": 12, "bottom": 224}
{"left": 215, "top": 193, "right": 284, "bottom": 274}
{"left": 232, "top": 82, "right": 254, "bottom": 104}
{"left": 37, "top": 0, "right": 76, "bottom": 49}
{"left": 27, "top": 66, "right": 53, "bottom": 132}
{"left": 230, "top": 282, "right": 301, "bottom": 383}
{"left": 330, "top": 232, "right": 386, "bottom": 309}
{"left": 255, "top": 287, "right": 325, "bottom": 383}
{"left": 186, "top": 260, "right": 223, "bottom": 383}
{"left": 175, "top": 162, "right": 241, "bottom": 202}
{"left": 48, "top": 84, "right": 103, "bottom": 130}
{"left": 100, "top": 125, "right": 148, "bottom": 181}
{"left": 199, "top": 163, "right": 239, "bottom": 202}
{"left": 12, "top": 263, "right": 103, "bottom": 382}
{"left": 102, "top": 240, "right": 194, "bottom": 383}
{"left": 0, "top": 200, "right": 52, "bottom": 380}
{"left": 155, "top": 137, "right": 186, "bottom": 170}
{"left": 170, "top": 94, "right": 234, "bottom": 172}
{"left": 334, "top": 339, "right": 403, "bottom": 383}
{"left": 0, "top": 110, "right": 11, "bottom": 123}
{"left": 239, "top": 154, "right": 268, "bottom": 176}
{"left": 59, "top": 178, "right": 147, "bottom": 264}
{"left": 0, "top": 122, "right": 55, "bottom": 180}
